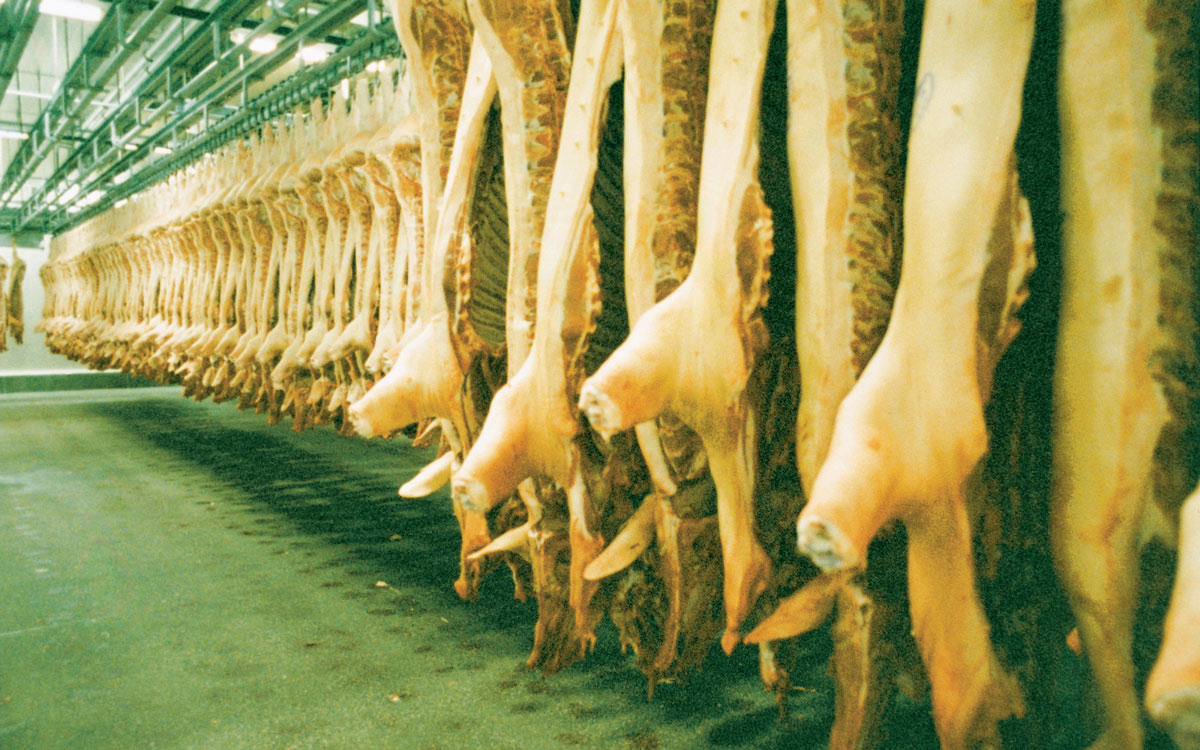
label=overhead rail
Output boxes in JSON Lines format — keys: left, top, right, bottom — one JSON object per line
{"left": 62, "top": 24, "right": 401, "bottom": 233}
{"left": 0, "top": 0, "right": 265, "bottom": 214}
{"left": 165, "top": 3, "right": 351, "bottom": 47}
{"left": 0, "top": 1, "right": 180, "bottom": 209}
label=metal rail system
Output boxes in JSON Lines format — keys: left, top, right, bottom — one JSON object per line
{"left": 0, "top": 0, "right": 395, "bottom": 237}
{"left": 70, "top": 26, "right": 402, "bottom": 230}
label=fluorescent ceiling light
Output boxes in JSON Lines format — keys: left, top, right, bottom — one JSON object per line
{"left": 10, "top": 89, "right": 52, "bottom": 100}
{"left": 153, "top": 145, "right": 173, "bottom": 155}
{"left": 39, "top": 0, "right": 102, "bottom": 22}
{"left": 248, "top": 35, "right": 278, "bottom": 54}
{"left": 298, "top": 44, "right": 331, "bottom": 64}
{"left": 114, "top": 198, "right": 128, "bottom": 208}
{"left": 0, "top": 128, "right": 29, "bottom": 140}
{"left": 123, "top": 143, "right": 137, "bottom": 151}
{"left": 230, "top": 28, "right": 248, "bottom": 44}
{"left": 365, "top": 60, "right": 386, "bottom": 73}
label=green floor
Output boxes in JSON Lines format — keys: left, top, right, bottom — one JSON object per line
{"left": 0, "top": 388, "right": 937, "bottom": 750}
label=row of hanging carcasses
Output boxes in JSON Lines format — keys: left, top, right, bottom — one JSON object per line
{"left": 37, "top": 1, "right": 1200, "bottom": 748}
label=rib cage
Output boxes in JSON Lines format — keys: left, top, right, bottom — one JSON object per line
{"left": 459, "top": 104, "right": 510, "bottom": 353}
{"left": 469, "top": 0, "right": 574, "bottom": 372}
{"left": 31, "top": 1, "right": 1200, "bottom": 747}
{"left": 579, "top": 78, "right": 627, "bottom": 376}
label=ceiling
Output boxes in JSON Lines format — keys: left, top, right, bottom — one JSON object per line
{"left": 0, "top": 0, "right": 399, "bottom": 240}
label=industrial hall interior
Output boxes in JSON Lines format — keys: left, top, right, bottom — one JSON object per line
{"left": 0, "top": 0, "right": 1197, "bottom": 748}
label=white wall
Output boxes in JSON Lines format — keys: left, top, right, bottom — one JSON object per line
{"left": 1, "top": 246, "right": 90, "bottom": 373}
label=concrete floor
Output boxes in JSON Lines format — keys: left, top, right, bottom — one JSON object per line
{"left": 0, "top": 388, "right": 943, "bottom": 750}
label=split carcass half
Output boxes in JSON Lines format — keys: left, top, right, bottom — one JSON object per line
{"left": 350, "top": 0, "right": 516, "bottom": 601}
{"left": 347, "top": 37, "right": 492, "bottom": 449}
{"left": 0, "top": 257, "right": 8, "bottom": 352}
{"left": 578, "top": 0, "right": 721, "bottom": 686}
{"left": 452, "top": 0, "right": 640, "bottom": 671}
{"left": 314, "top": 79, "right": 383, "bottom": 377}
{"left": 1054, "top": 1, "right": 1200, "bottom": 748}
{"left": 265, "top": 112, "right": 319, "bottom": 414}
{"left": 203, "top": 145, "right": 253, "bottom": 400}
{"left": 349, "top": 0, "right": 473, "bottom": 446}
{"left": 440, "top": 0, "right": 582, "bottom": 618}
{"left": 360, "top": 71, "right": 403, "bottom": 376}
{"left": 7, "top": 249, "right": 26, "bottom": 345}
{"left": 303, "top": 93, "right": 358, "bottom": 421}
{"left": 745, "top": 0, "right": 907, "bottom": 746}
{"left": 354, "top": 0, "right": 619, "bottom": 624}
{"left": 785, "top": 2, "right": 1037, "bottom": 747}
{"left": 577, "top": 0, "right": 781, "bottom": 657}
